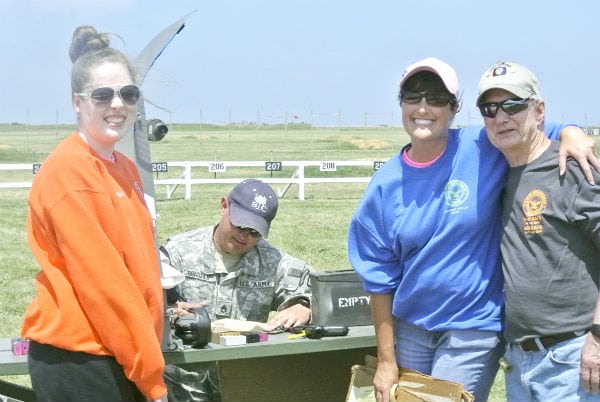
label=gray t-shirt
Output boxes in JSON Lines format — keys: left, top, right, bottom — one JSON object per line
{"left": 501, "top": 141, "right": 600, "bottom": 343}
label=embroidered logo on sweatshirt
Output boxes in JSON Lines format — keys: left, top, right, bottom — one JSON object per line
{"left": 522, "top": 189, "right": 546, "bottom": 234}
{"left": 444, "top": 179, "right": 469, "bottom": 208}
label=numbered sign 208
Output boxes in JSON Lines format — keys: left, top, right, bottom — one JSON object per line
{"left": 320, "top": 161, "right": 337, "bottom": 172}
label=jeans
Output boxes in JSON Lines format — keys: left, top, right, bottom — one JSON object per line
{"left": 504, "top": 335, "right": 600, "bottom": 402}
{"left": 394, "top": 319, "right": 503, "bottom": 402}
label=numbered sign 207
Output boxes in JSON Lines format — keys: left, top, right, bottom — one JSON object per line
{"left": 320, "top": 161, "right": 337, "bottom": 172}
{"left": 265, "top": 161, "right": 282, "bottom": 171}
{"left": 209, "top": 161, "right": 226, "bottom": 173}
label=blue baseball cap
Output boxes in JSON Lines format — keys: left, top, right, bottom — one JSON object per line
{"left": 228, "top": 179, "right": 278, "bottom": 237}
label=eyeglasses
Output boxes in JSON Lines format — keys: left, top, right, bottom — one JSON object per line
{"left": 232, "top": 224, "right": 262, "bottom": 238}
{"left": 74, "top": 85, "right": 140, "bottom": 106}
{"left": 478, "top": 98, "right": 530, "bottom": 118}
{"left": 401, "top": 93, "right": 455, "bottom": 107}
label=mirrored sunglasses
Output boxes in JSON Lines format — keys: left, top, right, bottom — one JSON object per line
{"left": 478, "top": 98, "right": 530, "bottom": 119}
{"left": 75, "top": 84, "right": 140, "bottom": 106}
{"left": 401, "top": 93, "right": 454, "bottom": 107}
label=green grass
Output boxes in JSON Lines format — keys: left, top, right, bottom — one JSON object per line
{"left": 0, "top": 123, "right": 537, "bottom": 399}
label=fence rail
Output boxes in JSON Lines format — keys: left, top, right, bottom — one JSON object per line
{"left": 0, "top": 160, "right": 386, "bottom": 200}
{"left": 0, "top": 164, "right": 34, "bottom": 189}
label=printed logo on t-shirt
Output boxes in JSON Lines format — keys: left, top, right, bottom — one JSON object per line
{"left": 134, "top": 180, "right": 144, "bottom": 199}
{"left": 522, "top": 189, "right": 546, "bottom": 234}
{"left": 444, "top": 179, "right": 469, "bottom": 208}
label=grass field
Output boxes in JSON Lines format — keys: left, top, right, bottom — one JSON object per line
{"left": 0, "top": 122, "right": 519, "bottom": 399}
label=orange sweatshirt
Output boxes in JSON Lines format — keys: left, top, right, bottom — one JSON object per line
{"left": 22, "top": 133, "right": 167, "bottom": 399}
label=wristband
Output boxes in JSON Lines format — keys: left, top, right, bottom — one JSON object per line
{"left": 294, "top": 297, "right": 310, "bottom": 308}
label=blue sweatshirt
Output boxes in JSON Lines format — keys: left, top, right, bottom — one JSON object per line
{"left": 348, "top": 124, "right": 562, "bottom": 332}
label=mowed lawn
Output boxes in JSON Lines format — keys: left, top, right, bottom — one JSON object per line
{"left": 7, "top": 122, "right": 597, "bottom": 399}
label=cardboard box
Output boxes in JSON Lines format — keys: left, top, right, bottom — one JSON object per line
{"left": 310, "top": 270, "right": 372, "bottom": 326}
{"left": 346, "top": 360, "right": 377, "bottom": 402}
{"left": 211, "top": 330, "right": 269, "bottom": 344}
{"left": 219, "top": 335, "right": 247, "bottom": 346}
{"left": 346, "top": 356, "right": 475, "bottom": 402}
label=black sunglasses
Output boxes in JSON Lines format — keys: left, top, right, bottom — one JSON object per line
{"left": 232, "top": 224, "right": 262, "bottom": 238}
{"left": 401, "top": 93, "right": 455, "bottom": 107}
{"left": 75, "top": 84, "right": 140, "bottom": 106}
{"left": 478, "top": 98, "right": 530, "bottom": 119}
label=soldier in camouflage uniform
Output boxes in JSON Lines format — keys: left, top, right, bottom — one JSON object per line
{"left": 162, "top": 179, "right": 313, "bottom": 402}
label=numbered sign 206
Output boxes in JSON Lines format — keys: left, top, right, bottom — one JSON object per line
{"left": 320, "top": 161, "right": 337, "bottom": 172}
{"left": 209, "top": 162, "right": 226, "bottom": 173}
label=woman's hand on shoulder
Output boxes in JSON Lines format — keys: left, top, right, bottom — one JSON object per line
{"left": 558, "top": 125, "right": 599, "bottom": 184}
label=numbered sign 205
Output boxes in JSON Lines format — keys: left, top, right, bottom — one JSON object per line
{"left": 209, "top": 161, "right": 226, "bottom": 173}
{"left": 373, "top": 161, "right": 386, "bottom": 171}
{"left": 320, "top": 161, "right": 337, "bottom": 172}
{"left": 265, "top": 161, "right": 282, "bottom": 171}
{"left": 152, "top": 162, "right": 168, "bottom": 173}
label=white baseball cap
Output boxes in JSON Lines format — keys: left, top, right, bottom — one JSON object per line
{"left": 399, "top": 57, "right": 460, "bottom": 98}
{"left": 477, "top": 61, "right": 542, "bottom": 105}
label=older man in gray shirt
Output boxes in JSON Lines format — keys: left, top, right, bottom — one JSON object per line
{"left": 477, "top": 61, "right": 600, "bottom": 401}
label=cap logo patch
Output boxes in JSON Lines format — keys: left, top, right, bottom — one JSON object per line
{"left": 492, "top": 66, "right": 507, "bottom": 77}
{"left": 251, "top": 194, "right": 269, "bottom": 212}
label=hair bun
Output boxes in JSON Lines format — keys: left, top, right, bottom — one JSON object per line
{"left": 69, "top": 25, "right": 110, "bottom": 63}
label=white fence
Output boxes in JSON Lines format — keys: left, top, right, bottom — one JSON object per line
{"left": 0, "top": 160, "right": 387, "bottom": 200}
{"left": 0, "top": 164, "right": 32, "bottom": 189}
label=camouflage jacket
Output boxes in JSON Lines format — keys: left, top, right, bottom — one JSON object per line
{"left": 163, "top": 225, "right": 313, "bottom": 322}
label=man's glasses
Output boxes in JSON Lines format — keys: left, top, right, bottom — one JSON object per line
{"left": 401, "top": 93, "right": 455, "bottom": 107}
{"left": 232, "top": 224, "right": 261, "bottom": 238}
{"left": 75, "top": 85, "right": 140, "bottom": 106}
{"left": 478, "top": 98, "right": 530, "bottom": 119}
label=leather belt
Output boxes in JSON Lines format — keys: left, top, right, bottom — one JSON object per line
{"left": 517, "top": 330, "right": 587, "bottom": 352}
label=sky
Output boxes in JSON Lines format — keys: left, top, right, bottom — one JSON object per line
{"left": 0, "top": 0, "right": 599, "bottom": 128}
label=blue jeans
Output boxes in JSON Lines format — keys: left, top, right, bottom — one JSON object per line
{"left": 504, "top": 335, "right": 600, "bottom": 402}
{"left": 394, "top": 319, "right": 503, "bottom": 402}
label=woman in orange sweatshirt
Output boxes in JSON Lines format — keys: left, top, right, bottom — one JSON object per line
{"left": 22, "top": 25, "right": 167, "bottom": 402}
